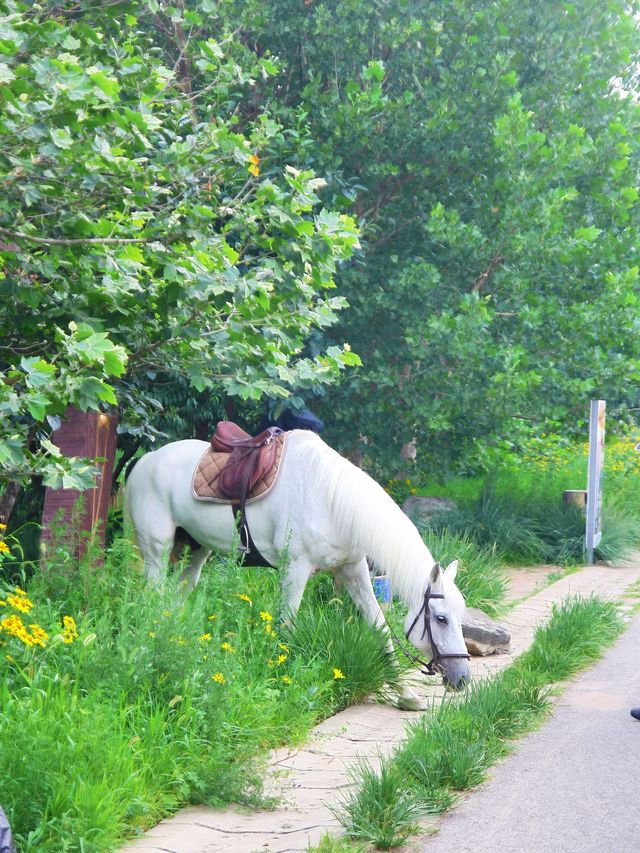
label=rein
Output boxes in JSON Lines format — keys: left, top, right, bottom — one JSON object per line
{"left": 390, "top": 583, "right": 470, "bottom": 677}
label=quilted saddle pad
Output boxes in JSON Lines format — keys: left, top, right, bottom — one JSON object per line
{"left": 192, "top": 432, "right": 287, "bottom": 503}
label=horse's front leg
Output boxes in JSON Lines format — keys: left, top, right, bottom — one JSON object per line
{"left": 280, "top": 558, "right": 315, "bottom": 626}
{"left": 335, "top": 558, "right": 427, "bottom": 712}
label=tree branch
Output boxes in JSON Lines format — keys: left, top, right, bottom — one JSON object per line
{"left": 0, "top": 227, "right": 151, "bottom": 246}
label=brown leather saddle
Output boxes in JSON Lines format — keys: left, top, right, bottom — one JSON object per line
{"left": 209, "top": 421, "right": 284, "bottom": 564}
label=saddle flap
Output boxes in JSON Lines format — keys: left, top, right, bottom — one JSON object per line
{"left": 210, "top": 422, "right": 283, "bottom": 501}
{"left": 218, "top": 440, "right": 279, "bottom": 500}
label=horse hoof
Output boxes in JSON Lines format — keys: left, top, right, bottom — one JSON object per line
{"left": 396, "top": 694, "right": 427, "bottom": 712}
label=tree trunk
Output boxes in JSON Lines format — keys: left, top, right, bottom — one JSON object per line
{"left": 0, "top": 480, "right": 21, "bottom": 525}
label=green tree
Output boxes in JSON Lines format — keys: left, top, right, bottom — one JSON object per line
{"left": 247, "top": 0, "right": 640, "bottom": 475}
{"left": 0, "top": 0, "right": 360, "bottom": 510}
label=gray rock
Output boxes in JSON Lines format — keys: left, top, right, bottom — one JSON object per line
{"left": 462, "top": 607, "right": 511, "bottom": 656}
{"left": 402, "top": 495, "right": 458, "bottom": 524}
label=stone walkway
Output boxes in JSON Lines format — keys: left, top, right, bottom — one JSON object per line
{"left": 121, "top": 561, "right": 640, "bottom": 853}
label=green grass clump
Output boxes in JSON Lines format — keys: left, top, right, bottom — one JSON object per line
{"left": 0, "top": 537, "right": 399, "bottom": 851}
{"left": 518, "top": 596, "right": 623, "bottom": 681}
{"left": 336, "top": 760, "right": 426, "bottom": 850}
{"left": 337, "top": 594, "right": 624, "bottom": 848}
{"left": 421, "top": 529, "right": 507, "bottom": 615}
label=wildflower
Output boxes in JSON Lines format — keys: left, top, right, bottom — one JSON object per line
{"left": 259, "top": 610, "right": 273, "bottom": 622}
{"left": 29, "top": 624, "right": 48, "bottom": 648}
{"left": 332, "top": 667, "right": 345, "bottom": 680}
{"left": 236, "top": 593, "right": 252, "bottom": 605}
{"left": 277, "top": 654, "right": 287, "bottom": 665}
{"left": 281, "top": 675, "right": 292, "bottom": 685}
{"left": 248, "top": 154, "right": 260, "bottom": 177}
{"left": 212, "top": 672, "right": 226, "bottom": 684}
{"left": 0, "top": 601, "right": 6, "bottom": 607}
{"left": 278, "top": 643, "right": 289, "bottom": 652}
{"left": 208, "top": 614, "right": 218, "bottom": 621}
{"left": 1, "top": 614, "right": 34, "bottom": 646}
{"left": 0, "top": 542, "right": 8, "bottom": 556}
{"left": 264, "top": 623, "right": 275, "bottom": 636}
{"left": 7, "top": 592, "right": 32, "bottom": 614}
{"left": 0, "top": 523, "right": 6, "bottom": 531}
{"left": 61, "top": 615, "right": 79, "bottom": 644}
{"left": 14, "top": 587, "right": 26, "bottom": 596}
{"left": 162, "top": 609, "right": 172, "bottom": 618}
{"left": 221, "top": 641, "right": 236, "bottom": 653}
{"left": 198, "top": 633, "right": 212, "bottom": 643}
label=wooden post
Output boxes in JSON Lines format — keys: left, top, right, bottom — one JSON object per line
{"left": 563, "top": 489, "right": 587, "bottom": 511}
{"left": 41, "top": 408, "right": 118, "bottom": 559}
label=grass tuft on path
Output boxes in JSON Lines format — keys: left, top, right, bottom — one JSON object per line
{"left": 337, "top": 595, "right": 623, "bottom": 849}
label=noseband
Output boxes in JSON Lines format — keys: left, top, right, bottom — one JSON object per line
{"left": 402, "top": 584, "right": 470, "bottom": 676}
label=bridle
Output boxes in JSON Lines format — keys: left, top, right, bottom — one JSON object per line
{"left": 395, "top": 583, "right": 470, "bottom": 677}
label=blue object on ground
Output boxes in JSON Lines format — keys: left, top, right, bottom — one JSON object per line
{"left": 372, "top": 575, "right": 392, "bottom": 604}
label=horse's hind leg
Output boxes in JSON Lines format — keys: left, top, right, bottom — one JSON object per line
{"left": 132, "top": 515, "right": 176, "bottom": 584}
{"left": 177, "top": 547, "right": 211, "bottom": 592}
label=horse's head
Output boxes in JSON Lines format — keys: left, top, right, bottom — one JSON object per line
{"left": 405, "top": 560, "right": 471, "bottom": 691}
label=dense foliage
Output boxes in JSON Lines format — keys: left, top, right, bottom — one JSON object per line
{"left": 2, "top": 0, "right": 640, "bottom": 487}
{"left": 246, "top": 0, "right": 640, "bottom": 474}
{"left": 0, "top": 0, "right": 359, "bottom": 491}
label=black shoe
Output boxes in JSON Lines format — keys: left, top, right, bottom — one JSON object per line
{"left": 631, "top": 708, "right": 640, "bottom": 721}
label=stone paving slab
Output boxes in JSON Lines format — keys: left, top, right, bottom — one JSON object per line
{"left": 121, "top": 560, "right": 640, "bottom": 853}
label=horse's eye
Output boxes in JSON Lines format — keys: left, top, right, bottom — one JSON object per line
{"left": 436, "top": 615, "right": 447, "bottom": 624}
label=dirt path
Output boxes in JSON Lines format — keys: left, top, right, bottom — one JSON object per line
{"left": 121, "top": 562, "right": 640, "bottom": 853}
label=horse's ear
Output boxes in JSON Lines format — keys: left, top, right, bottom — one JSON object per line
{"left": 429, "top": 561, "right": 442, "bottom": 584}
{"left": 444, "top": 560, "right": 459, "bottom": 582}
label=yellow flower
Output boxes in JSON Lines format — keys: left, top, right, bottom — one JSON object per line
{"left": 149, "top": 631, "right": 156, "bottom": 638}
{"left": 198, "top": 633, "right": 212, "bottom": 643}
{"left": 277, "top": 654, "right": 287, "bottom": 665}
{"left": 278, "top": 643, "right": 289, "bottom": 652}
{"left": 236, "top": 593, "right": 252, "bottom": 605}
{"left": 267, "top": 658, "right": 274, "bottom": 667}
{"left": 14, "top": 586, "right": 26, "bottom": 596}
{"left": 0, "top": 523, "right": 6, "bottom": 531}
{"left": 162, "top": 609, "right": 172, "bottom": 618}
{"left": 221, "top": 641, "right": 236, "bottom": 653}
{"left": 281, "top": 675, "right": 292, "bottom": 685}
{"left": 29, "top": 624, "right": 48, "bottom": 648}
{"left": 264, "top": 623, "right": 275, "bottom": 636}
{"left": 61, "top": 615, "right": 79, "bottom": 644}
{"left": 259, "top": 610, "right": 273, "bottom": 622}
{"left": 5, "top": 654, "right": 13, "bottom": 663}
{"left": 0, "top": 542, "right": 8, "bottom": 555}
{"left": 248, "top": 154, "right": 260, "bottom": 177}
{"left": 0, "top": 600, "right": 6, "bottom": 607}
{"left": 332, "top": 667, "right": 345, "bottom": 680}
{"left": 7, "top": 594, "right": 32, "bottom": 614}
{"left": 208, "top": 614, "right": 218, "bottom": 621}
{"left": 212, "top": 672, "right": 226, "bottom": 684}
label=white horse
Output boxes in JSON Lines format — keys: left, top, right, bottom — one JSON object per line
{"left": 124, "top": 430, "right": 471, "bottom": 707}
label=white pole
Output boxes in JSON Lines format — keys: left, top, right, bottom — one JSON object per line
{"left": 585, "top": 400, "right": 605, "bottom": 564}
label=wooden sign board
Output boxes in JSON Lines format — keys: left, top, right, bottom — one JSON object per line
{"left": 41, "top": 408, "right": 118, "bottom": 558}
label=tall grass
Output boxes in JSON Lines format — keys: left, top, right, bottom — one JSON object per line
{"left": 421, "top": 529, "right": 507, "bottom": 615}
{"left": 0, "top": 538, "right": 399, "bottom": 852}
{"left": 338, "top": 595, "right": 623, "bottom": 848}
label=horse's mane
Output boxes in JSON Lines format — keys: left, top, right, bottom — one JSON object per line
{"left": 289, "top": 431, "right": 434, "bottom": 607}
